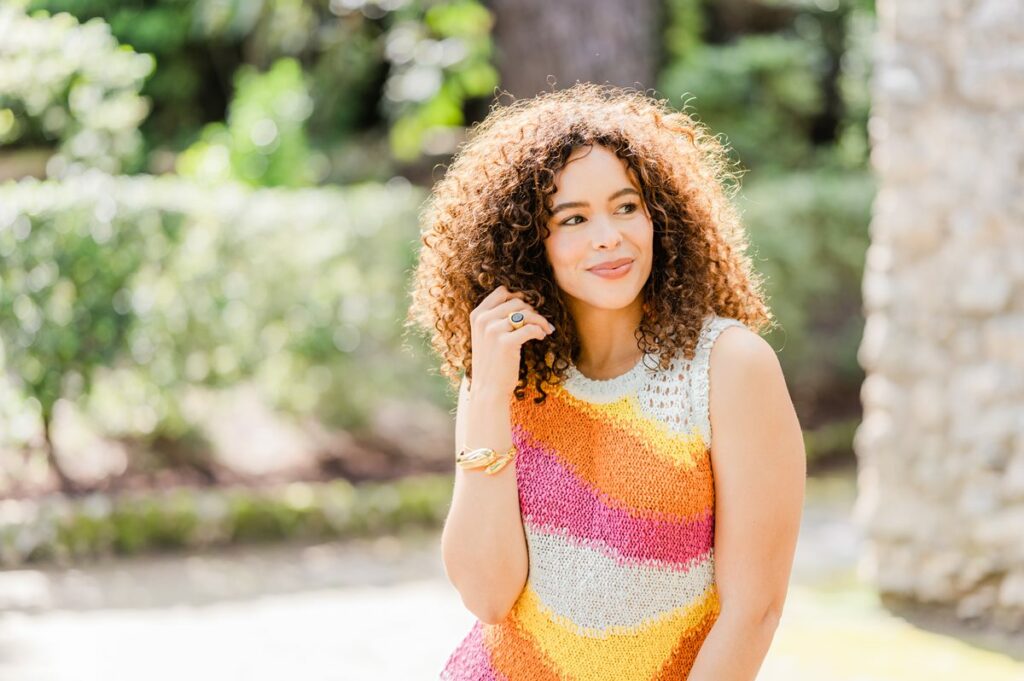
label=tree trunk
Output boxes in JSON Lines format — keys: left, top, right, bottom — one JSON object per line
{"left": 40, "top": 408, "right": 80, "bottom": 496}
{"left": 485, "top": 0, "right": 660, "bottom": 100}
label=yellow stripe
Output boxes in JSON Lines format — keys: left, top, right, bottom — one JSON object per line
{"left": 554, "top": 385, "right": 707, "bottom": 469}
{"left": 506, "top": 580, "right": 721, "bottom": 681}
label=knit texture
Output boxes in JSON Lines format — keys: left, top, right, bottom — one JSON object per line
{"left": 440, "top": 313, "right": 746, "bottom": 681}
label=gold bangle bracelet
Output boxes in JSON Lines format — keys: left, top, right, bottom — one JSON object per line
{"left": 455, "top": 446, "right": 498, "bottom": 468}
{"left": 483, "top": 448, "right": 515, "bottom": 475}
{"left": 456, "top": 445, "right": 516, "bottom": 474}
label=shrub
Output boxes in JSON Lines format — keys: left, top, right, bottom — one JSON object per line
{"left": 0, "top": 171, "right": 435, "bottom": 490}
{"left": 0, "top": 3, "right": 154, "bottom": 175}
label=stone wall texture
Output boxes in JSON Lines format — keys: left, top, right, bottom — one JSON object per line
{"left": 854, "top": 0, "right": 1024, "bottom": 632}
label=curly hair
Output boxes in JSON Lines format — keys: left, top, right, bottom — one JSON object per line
{"left": 405, "top": 82, "right": 775, "bottom": 404}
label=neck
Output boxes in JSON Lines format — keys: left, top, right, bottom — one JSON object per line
{"left": 568, "top": 294, "right": 645, "bottom": 378}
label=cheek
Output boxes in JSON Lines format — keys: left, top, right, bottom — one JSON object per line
{"left": 544, "top": 235, "right": 576, "bottom": 272}
{"left": 635, "top": 219, "right": 655, "bottom": 253}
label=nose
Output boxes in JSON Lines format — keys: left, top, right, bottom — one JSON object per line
{"left": 590, "top": 215, "right": 622, "bottom": 250}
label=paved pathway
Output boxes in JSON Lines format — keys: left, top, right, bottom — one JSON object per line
{"left": 0, "top": 469, "right": 1021, "bottom": 680}
{"left": 0, "top": 529, "right": 467, "bottom": 680}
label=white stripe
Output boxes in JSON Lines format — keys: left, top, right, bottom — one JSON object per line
{"left": 524, "top": 523, "right": 716, "bottom": 632}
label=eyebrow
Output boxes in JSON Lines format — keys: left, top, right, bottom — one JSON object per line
{"left": 550, "top": 187, "right": 640, "bottom": 215}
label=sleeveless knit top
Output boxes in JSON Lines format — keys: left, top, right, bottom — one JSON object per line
{"left": 440, "top": 313, "right": 747, "bottom": 681}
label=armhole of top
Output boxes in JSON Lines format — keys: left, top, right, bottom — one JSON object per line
{"left": 690, "top": 315, "right": 746, "bottom": 449}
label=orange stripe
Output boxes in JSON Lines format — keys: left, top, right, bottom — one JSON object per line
{"left": 483, "top": 618, "right": 563, "bottom": 681}
{"left": 511, "top": 384, "right": 714, "bottom": 518}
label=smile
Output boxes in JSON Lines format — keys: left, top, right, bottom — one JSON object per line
{"left": 588, "top": 261, "right": 633, "bottom": 279}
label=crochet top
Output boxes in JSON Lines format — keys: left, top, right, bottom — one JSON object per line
{"left": 440, "top": 312, "right": 747, "bottom": 681}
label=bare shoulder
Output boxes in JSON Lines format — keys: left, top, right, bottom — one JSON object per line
{"left": 707, "top": 323, "right": 800, "bottom": 451}
{"left": 709, "top": 323, "right": 781, "bottom": 385}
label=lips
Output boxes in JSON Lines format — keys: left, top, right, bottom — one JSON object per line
{"left": 588, "top": 257, "right": 634, "bottom": 271}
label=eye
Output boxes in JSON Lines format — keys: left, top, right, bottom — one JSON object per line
{"left": 559, "top": 202, "right": 639, "bottom": 226}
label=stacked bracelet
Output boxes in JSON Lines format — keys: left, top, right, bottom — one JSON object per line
{"left": 455, "top": 445, "right": 517, "bottom": 475}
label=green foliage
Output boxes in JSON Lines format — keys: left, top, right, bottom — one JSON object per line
{"left": 380, "top": 0, "right": 499, "bottom": 161}
{"left": 0, "top": 173, "right": 434, "bottom": 451}
{"left": 659, "top": 1, "right": 876, "bottom": 434}
{"left": 0, "top": 3, "right": 155, "bottom": 175}
{"left": 660, "top": 33, "right": 827, "bottom": 170}
{"left": 739, "top": 168, "right": 874, "bottom": 397}
{"left": 26, "top": 0, "right": 299, "bottom": 151}
{"left": 803, "top": 417, "right": 860, "bottom": 465}
{"left": 26, "top": 0, "right": 498, "bottom": 169}
{"left": 834, "top": 5, "right": 874, "bottom": 169}
{"left": 0, "top": 173, "right": 181, "bottom": 426}
{"left": 176, "top": 57, "right": 316, "bottom": 187}
{"left": 659, "top": 1, "right": 874, "bottom": 174}
{"left": 109, "top": 494, "right": 200, "bottom": 553}
{"left": 663, "top": 0, "right": 705, "bottom": 62}
{"left": 2, "top": 475, "right": 453, "bottom": 566}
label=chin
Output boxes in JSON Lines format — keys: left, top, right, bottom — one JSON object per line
{"left": 576, "top": 289, "right": 644, "bottom": 310}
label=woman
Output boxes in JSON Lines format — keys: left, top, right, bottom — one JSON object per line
{"left": 407, "top": 82, "right": 806, "bottom": 681}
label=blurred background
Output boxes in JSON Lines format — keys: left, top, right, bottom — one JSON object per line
{"left": 0, "top": 0, "right": 1021, "bottom": 678}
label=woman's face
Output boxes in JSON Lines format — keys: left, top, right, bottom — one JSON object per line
{"left": 543, "top": 144, "right": 654, "bottom": 314}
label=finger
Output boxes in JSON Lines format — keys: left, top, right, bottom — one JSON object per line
{"left": 486, "top": 314, "right": 554, "bottom": 337}
{"left": 476, "top": 298, "right": 525, "bottom": 327}
{"left": 489, "top": 288, "right": 524, "bottom": 309}
{"left": 495, "top": 294, "right": 542, "bottom": 315}
{"left": 484, "top": 300, "right": 553, "bottom": 332}
{"left": 501, "top": 322, "right": 551, "bottom": 346}
{"left": 474, "top": 287, "right": 521, "bottom": 321}
{"left": 487, "top": 297, "right": 531, "bottom": 317}
{"left": 483, "top": 285, "right": 508, "bottom": 304}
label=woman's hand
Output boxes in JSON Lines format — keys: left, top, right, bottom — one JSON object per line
{"left": 468, "top": 285, "right": 555, "bottom": 398}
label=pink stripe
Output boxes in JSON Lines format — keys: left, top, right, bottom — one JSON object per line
{"left": 440, "top": 621, "right": 505, "bottom": 681}
{"left": 513, "top": 429, "right": 714, "bottom": 566}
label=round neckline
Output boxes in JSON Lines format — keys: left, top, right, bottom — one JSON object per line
{"left": 563, "top": 352, "right": 649, "bottom": 401}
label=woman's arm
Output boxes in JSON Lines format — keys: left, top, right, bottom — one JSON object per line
{"left": 440, "top": 375, "right": 529, "bottom": 625}
{"left": 687, "top": 326, "right": 807, "bottom": 681}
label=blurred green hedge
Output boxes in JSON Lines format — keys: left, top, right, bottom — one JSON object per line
{"left": 0, "top": 171, "right": 440, "bottom": 464}
{"left": 0, "top": 473, "right": 453, "bottom": 567}
{"left": 741, "top": 168, "right": 873, "bottom": 414}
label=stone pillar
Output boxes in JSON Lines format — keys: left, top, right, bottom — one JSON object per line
{"left": 854, "top": 0, "right": 1024, "bottom": 632}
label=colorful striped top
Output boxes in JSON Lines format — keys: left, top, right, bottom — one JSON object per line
{"left": 440, "top": 313, "right": 747, "bottom": 681}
